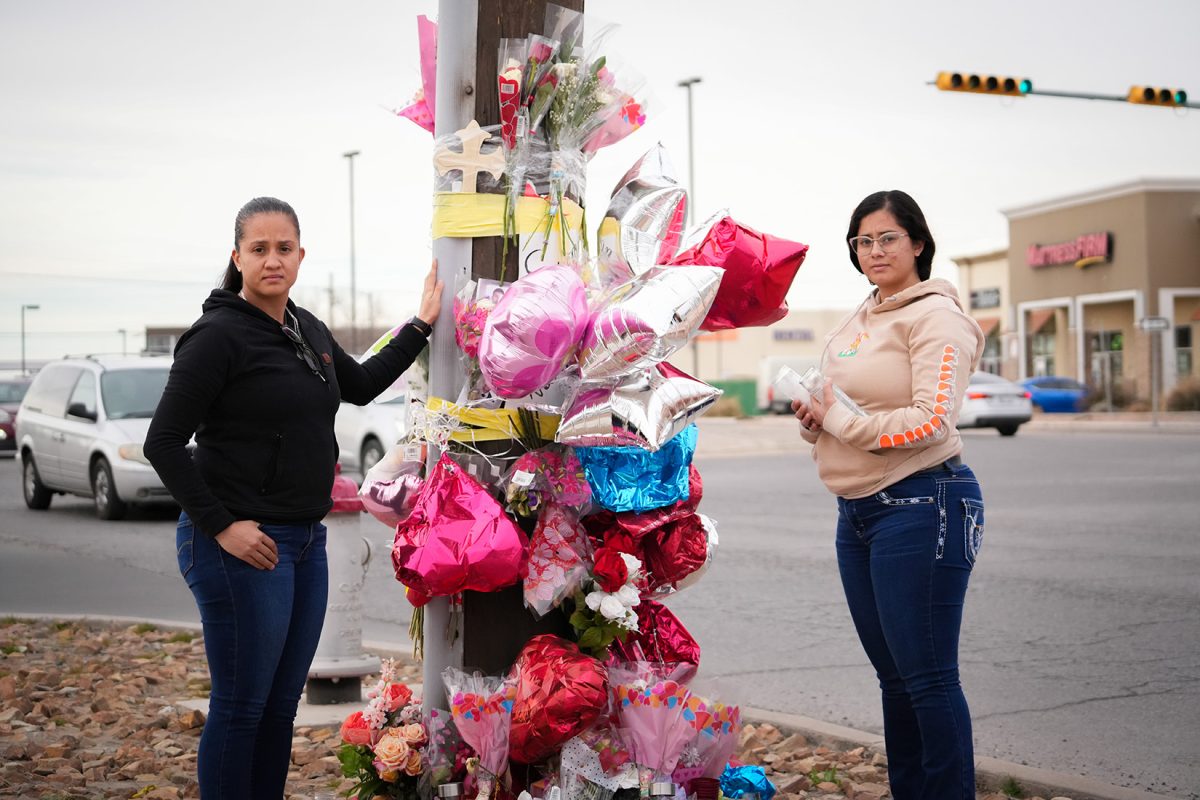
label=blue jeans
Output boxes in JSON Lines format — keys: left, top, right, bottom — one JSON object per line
{"left": 835, "top": 462, "right": 984, "bottom": 800}
{"left": 176, "top": 513, "right": 328, "bottom": 800}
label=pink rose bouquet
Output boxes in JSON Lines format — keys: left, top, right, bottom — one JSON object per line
{"left": 336, "top": 659, "right": 470, "bottom": 800}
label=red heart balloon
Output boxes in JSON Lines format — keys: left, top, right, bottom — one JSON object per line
{"left": 507, "top": 635, "right": 609, "bottom": 764}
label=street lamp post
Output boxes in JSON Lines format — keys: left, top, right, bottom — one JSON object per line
{"left": 20, "top": 304, "right": 39, "bottom": 375}
{"left": 678, "top": 76, "right": 702, "bottom": 375}
{"left": 343, "top": 149, "right": 361, "bottom": 353}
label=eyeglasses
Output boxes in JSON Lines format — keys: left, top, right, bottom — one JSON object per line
{"left": 848, "top": 232, "right": 909, "bottom": 255}
{"left": 280, "top": 323, "right": 328, "bottom": 383}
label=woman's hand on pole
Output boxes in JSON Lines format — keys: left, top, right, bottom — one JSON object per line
{"left": 417, "top": 259, "right": 444, "bottom": 326}
{"left": 215, "top": 520, "right": 279, "bottom": 570}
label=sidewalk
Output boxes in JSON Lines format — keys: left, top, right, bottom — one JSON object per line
{"left": 0, "top": 615, "right": 1176, "bottom": 800}
{"left": 692, "top": 411, "right": 1200, "bottom": 458}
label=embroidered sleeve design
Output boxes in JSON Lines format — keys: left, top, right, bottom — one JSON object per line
{"left": 876, "top": 344, "right": 959, "bottom": 449}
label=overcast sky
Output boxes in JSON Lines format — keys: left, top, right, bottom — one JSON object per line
{"left": 3, "top": 0, "right": 1199, "bottom": 361}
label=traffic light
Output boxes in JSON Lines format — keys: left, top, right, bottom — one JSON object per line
{"left": 1126, "top": 86, "right": 1188, "bottom": 106}
{"left": 935, "top": 72, "right": 1032, "bottom": 97}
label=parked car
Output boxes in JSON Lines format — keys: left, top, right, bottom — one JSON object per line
{"left": 1021, "top": 376, "right": 1089, "bottom": 413}
{"left": 334, "top": 394, "right": 410, "bottom": 474}
{"left": 0, "top": 377, "right": 32, "bottom": 458}
{"left": 958, "top": 372, "right": 1033, "bottom": 436}
{"left": 17, "top": 356, "right": 174, "bottom": 519}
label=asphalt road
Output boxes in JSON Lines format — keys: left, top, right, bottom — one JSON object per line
{"left": 1, "top": 425, "right": 1197, "bottom": 797}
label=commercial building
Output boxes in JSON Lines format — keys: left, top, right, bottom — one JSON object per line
{"left": 955, "top": 178, "right": 1200, "bottom": 403}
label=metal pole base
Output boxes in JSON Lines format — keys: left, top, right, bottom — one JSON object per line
{"left": 305, "top": 676, "right": 363, "bottom": 705}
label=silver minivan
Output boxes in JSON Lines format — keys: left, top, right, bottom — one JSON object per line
{"left": 17, "top": 355, "right": 174, "bottom": 519}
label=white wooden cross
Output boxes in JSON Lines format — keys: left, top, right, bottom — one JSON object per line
{"left": 433, "top": 120, "right": 506, "bottom": 193}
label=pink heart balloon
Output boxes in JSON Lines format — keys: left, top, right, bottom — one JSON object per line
{"left": 479, "top": 265, "right": 589, "bottom": 398}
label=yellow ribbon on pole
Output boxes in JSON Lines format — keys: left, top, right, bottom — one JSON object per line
{"left": 426, "top": 396, "right": 560, "bottom": 443}
{"left": 431, "top": 192, "right": 584, "bottom": 240}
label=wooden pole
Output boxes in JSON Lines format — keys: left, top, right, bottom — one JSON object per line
{"left": 424, "top": 0, "right": 585, "bottom": 708}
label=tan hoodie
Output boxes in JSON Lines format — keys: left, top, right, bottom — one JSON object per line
{"left": 802, "top": 278, "right": 985, "bottom": 498}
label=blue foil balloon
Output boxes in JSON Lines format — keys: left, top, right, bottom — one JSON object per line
{"left": 574, "top": 424, "right": 697, "bottom": 512}
{"left": 720, "top": 765, "right": 776, "bottom": 800}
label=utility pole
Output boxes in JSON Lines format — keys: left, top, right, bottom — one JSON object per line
{"left": 678, "top": 76, "right": 702, "bottom": 377}
{"left": 344, "top": 150, "right": 361, "bottom": 353}
{"left": 424, "top": 0, "right": 584, "bottom": 710}
{"left": 327, "top": 272, "right": 336, "bottom": 336}
{"left": 20, "top": 304, "right": 39, "bottom": 375}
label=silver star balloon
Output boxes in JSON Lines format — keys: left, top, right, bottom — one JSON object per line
{"left": 556, "top": 365, "right": 723, "bottom": 451}
{"left": 578, "top": 265, "right": 724, "bottom": 381}
{"left": 595, "top": 144, "right": 689, "bottom": 287}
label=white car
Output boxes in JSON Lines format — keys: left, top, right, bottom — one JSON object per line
{"left": 958, "top": 372, "right": 1033, "bottom": 437}
{"left": 334, "top": 395, "right": 409, "bottom": 474}
{"left": 17, "top": 355, "right": 175, "bottom": 518}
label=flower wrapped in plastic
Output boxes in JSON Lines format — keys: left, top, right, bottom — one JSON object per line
{"left": 559, "top": 720, "right": 638, "bottom": 800}
{"left": 574, "top": 424, "right": 697, "bottom": 513}
{"left": 498, "top": 34, "right": 562, "bottom": 150}
{"left": 568, "top": 547, "right": 644, "bottom": 658}
{"left": 503, "top": 443, "right": 591, "bottom": 519}
{"left": 506, "top": 634, "right": 609, "bottom": 764}
{"left": 395, "top": 15, "right": 438, "bottom": 133}
{"left": 479, "top": 264, "right": 589, "bottom": 398}
{"left": 577, "top": 267, "right": 723, "bottom": 383}
{"left": 668, "top": 216, "right": 809, "bottom": 331}
{"left": 523, "top": 501, "right": 592, "bottom": 619}
{"left": 360, "top": 442, "right": 425, "bottom": 528}
{"left": 392, "top": 454, "right": 529, "bottom": 607}
{"left": 443, "top": 668, "right": 519, "bottom": 800}
{"left": 453, "top": 277, "right": 514, "bottom": 403}
{"left": 609, "top": 662, "right": 698, "bottom": 796}
{"left": 423, "top": 707, "right": 470, "bottom": 791}
{"left": 336, "top": 659, "right": 466, "bottom": 800}
{"left": 671, "top": 681, "right": 741, "bottom": 794}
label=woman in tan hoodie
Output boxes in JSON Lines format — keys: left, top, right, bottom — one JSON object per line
{"left": 793, "top": 190, "right": 985, "bottom": 800}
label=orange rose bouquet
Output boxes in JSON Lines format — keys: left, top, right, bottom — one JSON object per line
{"left": 337, "top": 659, "right": 469, "bottom": 800}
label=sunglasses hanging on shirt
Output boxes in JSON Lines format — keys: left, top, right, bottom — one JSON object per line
{"left": 281, "top": 311, "right": 327, "bottom": 383}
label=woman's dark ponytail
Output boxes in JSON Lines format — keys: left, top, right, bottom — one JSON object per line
{"left": 219, "top": 196, "right": 301, "bottom": 291}
{"left": 221, "top": 257, "right": 243, "bottom": 292}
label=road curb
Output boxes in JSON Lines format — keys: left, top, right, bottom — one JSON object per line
{"left": 743, "top": 705, "right": 1173, "bottom": 800}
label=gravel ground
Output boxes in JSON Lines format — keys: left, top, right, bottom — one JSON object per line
{"left": 0, "top": 618, "right": 1067, "bottom": 800}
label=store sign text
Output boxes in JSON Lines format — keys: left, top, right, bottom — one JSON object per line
{"left": 1027, "top": 232, "right": 1112, "bottom": 269}
{"left": 773, "top": 329, "right": 815, "bottom": 342}
{"left": 970, "top": 287, "right": 1001, "bottom": 309}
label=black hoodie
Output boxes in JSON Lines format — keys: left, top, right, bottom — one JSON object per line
{"left": 145, "top": 290, "right": 427, "bottom": 538}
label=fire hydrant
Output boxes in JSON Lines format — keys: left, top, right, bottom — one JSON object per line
{"left": 305, "top": 464, "right": 379, "bottom": 704}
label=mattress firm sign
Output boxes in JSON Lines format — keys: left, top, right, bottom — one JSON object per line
{"left": 1027, "top": 232, "right": 1112, "bottom": 269}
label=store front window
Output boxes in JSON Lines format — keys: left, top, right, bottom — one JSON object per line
{"left": 1177, "top": 326, "right": 1194, "bottom": 378}
{"left": 1031, "top": 332, "right": 1055, "bottom": 376}
{"left": 980, "top": 335, "right": 1002, "bottom": 375}
{"left": 1088, "top": 330, "right": 1124, "bottom": 378}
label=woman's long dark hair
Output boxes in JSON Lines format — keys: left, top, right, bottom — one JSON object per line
{"left": 845, "top": 190, "right": 936, "bottom": 282}
{"left": 220, "top": 197, "right": 301, "bottom": 291}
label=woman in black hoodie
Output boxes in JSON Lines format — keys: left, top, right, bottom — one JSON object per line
{"left": 145, "top": 196, "right": 442, "bottom": 799}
